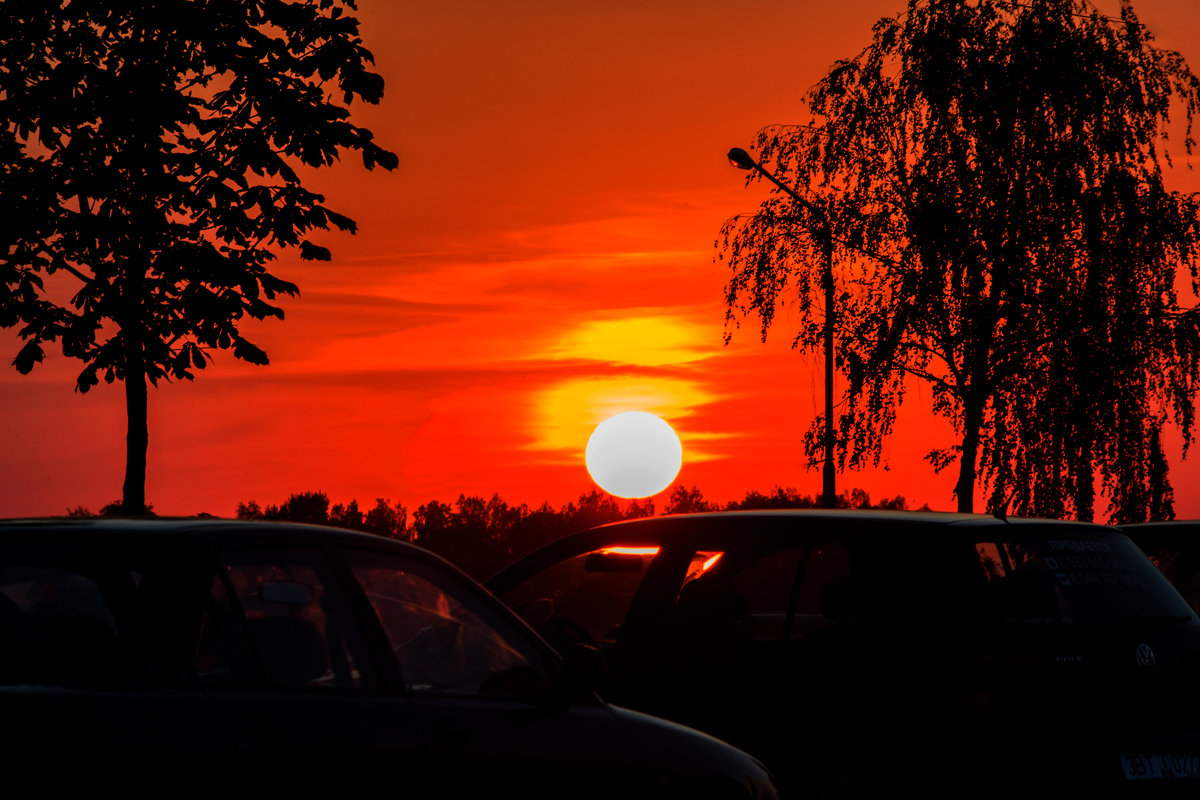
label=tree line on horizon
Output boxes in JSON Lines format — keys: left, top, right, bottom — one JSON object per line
{"left": 65, "top": 485, "right": 917, "bottom": 579}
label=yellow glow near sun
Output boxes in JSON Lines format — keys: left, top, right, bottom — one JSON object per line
{"left": 552, "top": 315, "right": 714, "bottom": 367}
{"left": 530, "top": 375, "right": 716, "bottom": 461}
{"left": 586, "top": 411, "right": 683, "bottom": 498}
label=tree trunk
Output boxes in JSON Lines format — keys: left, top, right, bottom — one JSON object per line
{"left": 122, "top": 342, "right": 148, "bottom": 516}
{"left": 121, "top": 260, "right": 148, "bottom": 515}
{"left": 955, "top": 391, "right": 986, "bottom": 513}
{"left": 122, "top": 12, "right": 152, "bottom": 517}
{"left": 821, "top": 229, "right": 836, "bottom": 509}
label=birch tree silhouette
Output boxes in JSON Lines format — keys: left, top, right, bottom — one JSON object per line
{"left": 720, "top": 0, "right": 1200, "bottom": 520}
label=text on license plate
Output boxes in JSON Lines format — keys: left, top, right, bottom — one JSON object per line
{"left": 1122, "top": 753, "right": 1200, "bottom": 780}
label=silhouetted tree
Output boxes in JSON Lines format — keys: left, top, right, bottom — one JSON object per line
{"left": 406, "top": 495, "right": 515, "bottom": 579}
{"left": 411, "top": 499, "right": 454, "bottom": 544}
{"left": 626, "top": 497, "right": 656, "bottom": 518}
{"left": 560, "top": 489, "right": 647, "bottom": 532}
{"left": 720, "top": 0, "right": 1200, "bottom": 520}
{"left": 665, "top": 485, "right": 717, "bottom": 515}
{"left": 235, "top": 500, "right": 263, "bottom": 520}
{"left": 720, "top": 486, "right": 912, "bottom": 510}
{"left": 329, "top": 499, "right": 364, "bottom": 530}
{"left": 237, "top": 492, "right": 408, "bottom": 536}
{"left": 0, "top": 1, "right": 398, "bottom": 514}
{"left": 263, "top": 491, "right": 330, "bottom": 525}
{"left": 874, "top": 494, "right": 917, "bottom": 511}
{"left": 448, "top": 494, "right": 497, "bottom": 576}
{"left": 485, "top": 493, "right": 525, "bottom": 547}
{"left": 508, "top": 502, "right": 565, "bottom": 562}
{"left": 725, "top": 486, "right": 818, "bottom": 510}
{"left": 362, "top": 498, "right": 408, "bottom": 539}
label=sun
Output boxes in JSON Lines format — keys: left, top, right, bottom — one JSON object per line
{"left": 585, "top": 411, "right": 683, "bottom": 498}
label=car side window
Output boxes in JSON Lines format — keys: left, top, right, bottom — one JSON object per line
{"left": 197, "top": 547, "right": 376, "bottom": 690}
{"left": 674, "top": 544, "right": 853, "bottom": 644}
{"left": 0, "top": 565, "right": 124, "bottom": 686}
{"left": 194, "top": 573, "right": 255, "bottom": 685}
{"left": 789, "top": 544, "right": 854, "bottom": 638}
{"left": 345, "top": 550, "right": 551, "bottom": 697}
{"left": 726, "top": 547, "right": 805, "bottom": 640}
{"left": 500, "top": 547, "right": 658, "bottom": 647}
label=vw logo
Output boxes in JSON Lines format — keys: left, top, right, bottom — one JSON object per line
{"left": 1136, "top": 643, "right": 1156, "bottom": 667}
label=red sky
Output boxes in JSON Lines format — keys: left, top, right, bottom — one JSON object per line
{"left": 3, "top": 0, "right": 1199, "bottom": 519}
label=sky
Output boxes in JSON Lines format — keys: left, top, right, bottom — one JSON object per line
{"left": 3, "top": 0, "right": 1200, "bottom": 519}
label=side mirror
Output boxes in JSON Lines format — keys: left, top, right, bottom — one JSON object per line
{"left": 479, "top": 664, "right": 554, "bottom": 701}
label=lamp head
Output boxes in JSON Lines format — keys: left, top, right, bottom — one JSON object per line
{"left": 727, "top": 147, "right": 756, "bottom": 170}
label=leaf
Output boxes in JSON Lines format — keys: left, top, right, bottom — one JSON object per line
{"left": 233, "top": 338, "right": 269, "bottom": 365}
{"left": 299, "top": 240, "right": 332, "bottom": 261}
{"left": 323, "top": 207, "right": 357, "bottom": 233}
{"left": 13, "top": 340, "right": 44, "bottom": 374}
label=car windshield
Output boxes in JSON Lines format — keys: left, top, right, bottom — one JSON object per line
{"left": 500, "top": 545, "right": 660, "bottom": 647}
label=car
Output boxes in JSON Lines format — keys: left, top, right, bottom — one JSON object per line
{"left": 487, "top": 510, "right": 1200, "bottom": 796}
{"left": 1121, "top": 520, "right": 1200, "bottom": 615}
{"left": 0, "top": 517, "right": 776, "bottom": 798}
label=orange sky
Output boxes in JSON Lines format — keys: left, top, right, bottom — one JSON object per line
{"left": 3, "top": 0, "right": 1200, "bottom": 519}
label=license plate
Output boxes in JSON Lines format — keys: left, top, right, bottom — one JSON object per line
{"left": 1121, "top": 753, "right": 1200, "bottom": 780}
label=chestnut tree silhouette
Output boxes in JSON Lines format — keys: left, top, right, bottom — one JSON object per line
{"left": 720, "top": 0, "right": 1200, "bottom": 521}
{"left": 0, "top": 0, "right": 397, "bottom": 513}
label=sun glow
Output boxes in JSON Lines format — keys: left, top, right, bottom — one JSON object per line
{"left": 585, "top": 411, "right": 683, "bottom": 498}
{"left": 530, "top": 376, "right": 714, "bottom": 461}
{"left": 552, "top": 315, "right": 715, "bottom": 366}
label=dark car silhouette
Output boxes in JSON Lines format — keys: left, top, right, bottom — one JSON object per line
{"left": 0, "top": 518, "right": 775, "bottom": 798}
{"left": 487, "top": 510, "right": 1200, "bottom": 797}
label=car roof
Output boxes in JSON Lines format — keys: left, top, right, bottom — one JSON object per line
{"left": 0, "top": 516, "right": 420, "bottom": 553}
{"left": 1120, "top": 520, "right": 1200, "bottom": 531}
{"left": 486, "top": 509, "right": 1117, "bottom": 588}
{"left": 585, "top": 508, "right": 1107, "bottom": 534}
{"left": 1119, "top": 519, "right": 1200, "bottom": 544}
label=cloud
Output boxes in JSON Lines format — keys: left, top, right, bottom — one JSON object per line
{"left": 542, "top": 314, "right": 720, "bottom": 367}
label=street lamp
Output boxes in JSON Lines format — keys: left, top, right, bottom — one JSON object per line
{"left": 728, "top": 147, "right": 837, "bottom": 509}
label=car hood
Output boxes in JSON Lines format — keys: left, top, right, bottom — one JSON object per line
{"left": 607, "top": 703, "right": 778, "bottom": 800}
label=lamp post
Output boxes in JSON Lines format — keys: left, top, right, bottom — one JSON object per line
{"left": 728, "top": 146, "right": 837, "bottom": 509}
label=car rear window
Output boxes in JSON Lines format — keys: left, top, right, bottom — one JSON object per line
{"left": 973, "top": 532, "right": 1195, "bottom": 625}
{"left": 0, "top": 561, "right": 144, "bottom": 687}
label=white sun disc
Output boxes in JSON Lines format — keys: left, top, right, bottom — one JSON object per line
{"left": 585, "top": 411, "right": 683, "bottom": 498}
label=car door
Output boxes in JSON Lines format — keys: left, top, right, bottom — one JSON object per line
{"left": 0, "top": 538, "right": 233, "bottom": 754}
{"left": 338, "top": 547, "right": 637, "bottom": 794}
{"left": 197, "top": 544, "right": 424, "bottom": 755}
